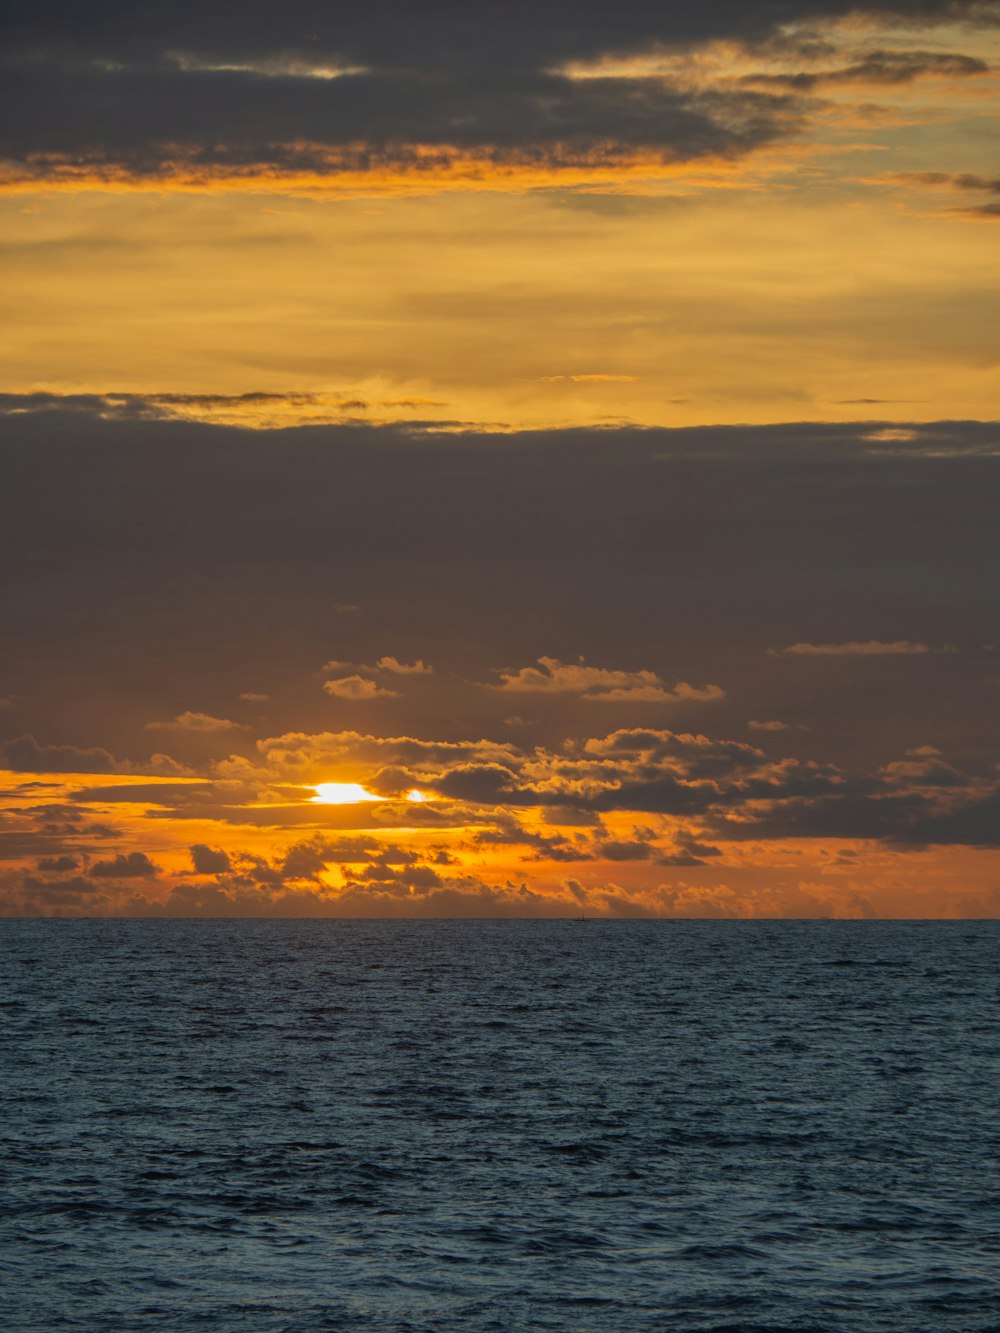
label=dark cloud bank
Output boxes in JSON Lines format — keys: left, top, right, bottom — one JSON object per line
{"left": 2, "top": 0, "right": 995, "bottom": 179}
{"left": 1, "top": 400, "right": 998, "bottom": 855}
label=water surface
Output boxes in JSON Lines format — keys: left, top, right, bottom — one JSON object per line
{"left": 2, "top": 920, "right": 998, "bottom": 1330}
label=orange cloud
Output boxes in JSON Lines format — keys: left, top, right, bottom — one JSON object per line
{"left": 146, "top": 711, "right": 246, "bottom": 732}
{"left": 322, "top": 676, "right": 400, "bottom": 700}
{"left": 490, "top": 657, "right": 725, "bottom": 703}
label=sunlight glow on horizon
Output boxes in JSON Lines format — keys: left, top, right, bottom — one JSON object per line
{"left": 310, "top": 782, "right": 433, "bottom": 804}
{"left": 310, "top": 782, "right": 378, "bottom": 805}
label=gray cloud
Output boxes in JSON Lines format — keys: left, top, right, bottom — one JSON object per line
{"left": 1, "top": 0, "right": 992, "bottom": 180}
{"left": 746, "top": 48, "right": 989, "bottom": 89}
{"left": 0, "top": 734, "right": 117, "bottom": 774}
{"left": 6, "top": 1, "right": 989, "bottom": 70}
{"left": 36, "top": 855, "right": 79, "bottom": 871}
{"left": 769, "top": 640, "right": 957, "bottom": 656}
{"left": 190, "top": 843, "right": 231, "bottom": 874}
{"left": 598, "top": 837, "right": 655, "bottom": 861}
{"left": 90, "top": 851, "right": 159, "bottom": 878}
{"left": 889, "top": 172, "right": 1000, "bottom": 219}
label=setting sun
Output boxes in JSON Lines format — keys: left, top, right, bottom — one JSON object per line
{"left": 310, "top": 782, "right": 433, "bottom": 804}
{"left": 311, "top": 782, "right": 378, "bottom": 805}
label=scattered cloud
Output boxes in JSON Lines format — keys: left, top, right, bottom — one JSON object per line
{"left": 770, "top": 640, "right": 956, "bottom": 657}
{"left": 323, "top": 675, "right": 400, "bottom": 700}
{"left": 146, "top": 711, "right": 247, "bottom": 732}
{"left": 325, "top": 656, "right": 434, "bottom": 677}
{"left": 374, "top": 657, "right": 434, "bottom": 675}
{"left": 90, "top": 851, "right": 159, "bottom": 879}
{"left": 490, "top": 657, "right": 724, "bottom": 703}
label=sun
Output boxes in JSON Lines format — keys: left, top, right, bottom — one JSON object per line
{"left": 310, "top": 782, "right": 378, "bottom": 805}
{"left": 309, "top": 782, "right": 434, "bottom": 804}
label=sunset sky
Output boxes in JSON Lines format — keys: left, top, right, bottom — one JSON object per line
{"left": 2, "top": 0, "right": 999, "bottom": 917}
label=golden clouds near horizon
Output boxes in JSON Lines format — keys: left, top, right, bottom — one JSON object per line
{"left": 2, "top": 761, "right": 1000, "bottom": 918}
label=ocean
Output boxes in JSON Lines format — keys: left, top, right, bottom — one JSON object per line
{"left": 2, "top": 919, "right": 998, "bottom": 1331}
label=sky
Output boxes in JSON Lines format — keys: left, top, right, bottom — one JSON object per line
{"left": 1, "top": 0, "right": 999, "bottom": 918}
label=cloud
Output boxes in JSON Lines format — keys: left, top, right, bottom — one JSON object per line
{"left": 323, "top": 675, "right": 400, "bottom": 699}
{"left": 254, "top": 729, "right": 520, "bottom": 780}
{"left": 146, "top": 711, "right": 246, "bottom": 732}
{"left": 598, "top": 838, "right": 655, "bottom": 861}
{"left": 883, "top": 172, "right": 1000, "bottom": 220}
{"left": 0, "top": 734, "right": 117, "bottom": 774}
{"left": 8, "top": 728, "right": 1000, "bottom": 919}
{"left": 9, "top": 874, "right": 105, "bottom": 910}
{"left": 3, "top": 0, "right": 990, "bottom": 188}
{"left": 745, "top": 49, "right": 990, "bottom": 91}
{"left": 325, "top": 656, "right": 433, "bottom": 676}
{"left": 90, "top": 851, "right": 159, "bottom": 879}
{"left": 122, "top": 875, "right": 595, "bottom": 920}
{"left": 240, "top": 691, "right": 270, "bottom": 702}
{"left": 748, "top": 719, "right": 792, "bottom": 731}
{"left": 190, "top": 843, "right": 232, "bottom": 874}
{"left": 374, "top": 657, "right": 434, "bottom": 675}
{"left": 770, "top": 640, "right": 957, "bottom": 656}
{"left": 0, "top": 63, "right": 808, "bottom": 189}
{"left": 491, "top": 656, "right": 724, "bottom": 703}
{"left": 243, "top": 718, "right": 834, "bottom": 823}
{"left": 37, "top": 855, "right": 79, "bottom": 872}
{"left": 656, "top": 832, "right": 723, "bottom": 866}
{"left": 540, "top": 374, "right": 640, "bottom": 383}
{"left": 709, "top": 786, "right": 1000, "bottom": 849}
{"left": 433, "top": 762, "right": 525, "bottom": 803}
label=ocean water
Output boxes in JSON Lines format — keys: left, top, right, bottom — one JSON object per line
{"left": 1, "top": 920, "right": 998, "bottom": 1332}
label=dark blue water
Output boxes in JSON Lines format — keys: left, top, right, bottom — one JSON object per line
{"left": 2, "top": 921, "right": 998, "bottom": 1331}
